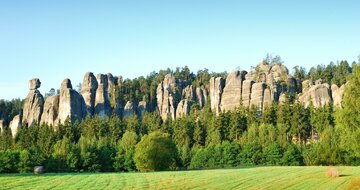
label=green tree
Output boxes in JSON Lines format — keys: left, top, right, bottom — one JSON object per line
{"left": 134, "top": 131, "right": 178, "bottom": 172}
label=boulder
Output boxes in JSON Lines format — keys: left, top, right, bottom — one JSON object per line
{"left": 81, "top": 72, "right": 98, "bottom": 115}
{"left": 34, "top": 166, "right": 44, "bottom": 174}
{"left": 250, "top": 82, "right": 266, "bottom": 110}
{"left": 10, "top": 114, "right": 22, "bottom": 137}
{"left": 40, "top": 95, "right": 59, "bottom": 126}
{"left": 176, "top": 99, "right": 191, "bottom": 118}
{"left": 157, "top": 74, "right": 178, "bottom": 120}
{"left": 331, "top": 84, "right": 345, "bottom": 108}
{"left": 123, "top": 101, "right": 136, "bottom": 118}
{"left": 210, "top": 77, "right": 225, "bottom": 115}
{"left": 220, "top": 70, "right": 247, "bottom": 112}
{"left": 29, "top": 78, "right": 41, "bottom": 90}
{"left": 137, "top": 101, "right": 147, "bottom": 120}
{"left": 195, "top": 87, "right": 205, "bottom": 108}
{"left": 298, "top": 83, "right": 331, "bottom": 108}
{"left": 57, "top": 79, "right": 87, "bottom": 124}
{"left": 22, "top": 78, "right": 44, "bottom": 126}
{"left": 94, "top": 74, "right": 111, "bottom": 119}
{"left": 241, "top": 79, "right": 255, "bottom": 107}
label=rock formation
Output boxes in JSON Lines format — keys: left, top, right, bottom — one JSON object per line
{"left": 123, "top": 101, "right": 136, "bottom": 118}
{"left": 10, "top": 114, "right": 21, "bottom": 137}
{"left": 298, "top": 83, "right": 331, "bottom": 108}
{"left": 195, "top": 87, "right": 205, "bottom": 108}
{"left": 81, "top": 72, "right": 98, "bottom": 115}
{"left": 331, "top": 84, "right": 345, "bottom": 108}
{"left": 0, "top": 120, "right": 3, "bottom": 133}
{"left": 137, "top": 101, "right": 147, "bottom": 119}
{"left": 210, "top": 77, "right": 225, "bottom": 115}
{"left": 250, "top": 82, "right": 266, "bottom": 109}
{"left": 94, "top": 74, "right": 111, "bottom": 118}
{"left": 183, "top": 85, "right": 195, "bottom": 101}
{"left": 176, "top": 99, "right": 191, "bottom": 118}
{"left": 22, "top": 78, "right": 44, "bottom": 126}
{"left": 40, "top": 95, "right": 59, "bottom": 126}
{"left": 157, "top": 74, "right": 178, "bottom": 120}
{"left": 57, "top": 79, "right": 87, "bottom": 124}
{"left": 220, "top": 71, "right": 247, "bottom": 112}
{"left": 241, "top": 79, "right": 255, "bottom": 107}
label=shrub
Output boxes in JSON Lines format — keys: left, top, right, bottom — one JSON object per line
{"left": 0, "top": 150, "right": 20, "bottom": 173}
{"left": 134, "top": 131, "right": 178, "bottom": 172}
{"left": 326, "top": 167, "right": 339, "bottom": 178}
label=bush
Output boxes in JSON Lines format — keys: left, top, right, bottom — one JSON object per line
{"left": 0, "top": 150, "right": 20, "bottom": 173}
{"left": 326, "top": 167, "right": 339, "bottom": 178}
{"left": 134, "top": 131, "right": 178, "bottom": 172}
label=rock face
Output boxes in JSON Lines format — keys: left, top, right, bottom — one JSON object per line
{"left": 196, "top": 87, "right": 205, "bottom": 108}
{"left": 241, "top": 80, "right": 255, "bottom": 107}
{"left": 176, "top": 99, "right": 191, "bottom": 118}
{"left": 94, "top": 74, "right": 111, "bottom": 119}
{"left": 157, "top": 74, "right": 178, "bottom": 120}
{"left": 137, "top": 101, "right": 147, "bottom": 119}
{"left": 10, "top": 114, "right": 22, "bottom": 137}
{"left": 22, "top": 78, "right": 44, "bottom": 126}
{"left": 210, "top": 77, "right": 225, "bottom": 115}
{"left": 331, "top": 84, "right": 345, "bottom": 108}
{"left": 298, "top": 83, "right": 331, "bottom": 108}
{"left": 220, "top": 71, "right": 247, "bottom": 112}
{"left": 250, "top": 82, "right": 266, "bottom": 109}
{"left": 57, "top": 79, "right": 87, "bottom": 124}
{"left": 81, "top": 72, "right": 98, "bottom": 115}
{"left": 40, "top": 95, "right": 59, "bottom": 126}
{"left": 183, "top": 85, "right": 195, "bottom": 101}
{"left": 263, "top": 88, "right": 274, "bottom": 107}
{"left": 0, "top": 120, "right": 3, "bottom": 133}
{"left": 123, "top": 101, "right": 136, "bottom": 118}
{"left": 302, "top": 80, "right": 313, "bottom": 92}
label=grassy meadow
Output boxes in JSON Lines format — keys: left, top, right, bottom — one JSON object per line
{"left": 1, "top": 166, "right": 359, "bottom": 190}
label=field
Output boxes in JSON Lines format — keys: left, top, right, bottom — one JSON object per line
{"left": 0, "top": 166, "right": 359, "bottom": 190}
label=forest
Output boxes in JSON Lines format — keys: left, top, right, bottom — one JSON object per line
{"left": 0, "top": 57, "right": 359, "bottom": 173}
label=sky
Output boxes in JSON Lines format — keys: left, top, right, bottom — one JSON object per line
{"left": 0, "top": 0, "right": 359, "bottom": 100}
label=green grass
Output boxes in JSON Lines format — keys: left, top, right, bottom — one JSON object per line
{"left": 0, "top": 166, "right": 359, "bottom": 190}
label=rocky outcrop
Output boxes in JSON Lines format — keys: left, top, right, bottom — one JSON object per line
{"left": 176, "top": 99, "right": 191, "bottom": 118}
{"left": 10, "top": 114, "right": 21, "bottom": 137}
{"left": 94, "top": 74, "right": 111, "bottom": 118}
{"left": 250, "top": 82, "right": 266, "bottom": 109}
{"left": 298, "top": 83, "right": 331, "bottom": 108}
{"left": 220, "top": 71, "right": 247, "bottom": 112}
{"left": 81, "top": 72, "right": 98, "bottom": 115}
{"left": 196, "top": 87, "right": 205, "bottom": 108}
{"left": 331, "top": 84, "right": 345, "bottom": 108}
{"left": 183, "top": 85, "right": 195, "bottom": 101}
{"left": 57, "top": 79, "right": 87, "bottom": 124}
{"left": 0, "top": 120, "right": 3, "bottom": 133}
{"left": 263, "top": 88, "right": 274, "bottom": 107}
{"left": 302, "top": 80, "right": 313, "bottom": 92}
{"left": 137, "top": 101, "right": 147, "bottom": 119}
{"left": 22, "top": 78, "right": 44, "bottom": 126}
{"left": 157, "top": 74, "right": 178, "bottom": 120}
{"left": 241, "top": 79, "right": 255, "bottom": 107}
{"left": 40, "top": 95, "right": 59, "bottom": 126}
{"left": 210, "top": 77, "right": 225, "bottom": 115}
{"left": 123, "top": 101, "right": 136, "bottom": 118}
{"left": 270, "top": 64, "right": 289, "bottom": 82}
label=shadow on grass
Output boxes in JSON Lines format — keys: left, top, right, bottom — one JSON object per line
{"left": 340, "top": 174, "right": 351, "bottom": 177}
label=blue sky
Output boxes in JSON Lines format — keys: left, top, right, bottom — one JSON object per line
{"left": 0, "top": 0, "right": 359, "bottom": 100}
